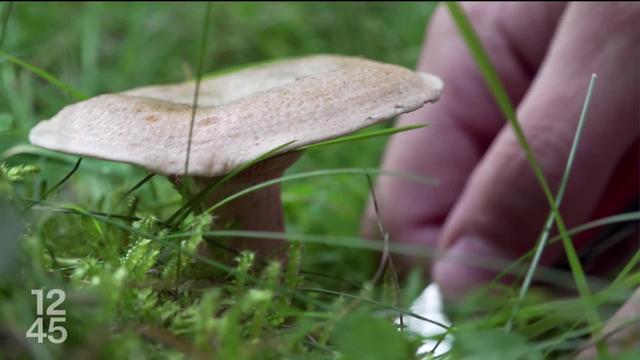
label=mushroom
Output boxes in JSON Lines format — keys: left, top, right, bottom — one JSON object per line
{"left": 28, "top": 54, "right": 443, "bottom": 257}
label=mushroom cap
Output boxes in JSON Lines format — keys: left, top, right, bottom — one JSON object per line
{"left": 29, "top": 54, "right": 443, "bottom": 177}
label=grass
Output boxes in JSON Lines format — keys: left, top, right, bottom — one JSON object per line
{"left": 1, "top": 2, "right": 639, "bottom": 359}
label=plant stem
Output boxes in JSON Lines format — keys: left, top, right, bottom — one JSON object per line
{"left": 507, "top": 74, "right": 597, "bottom": 332}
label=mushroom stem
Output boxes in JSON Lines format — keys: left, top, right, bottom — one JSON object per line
{"left": 183, "top": 152, "right": 302, "bottom": 258}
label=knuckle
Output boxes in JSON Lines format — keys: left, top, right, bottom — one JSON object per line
{"left": 498, "top": 121, "right": 575, "bottom": 193}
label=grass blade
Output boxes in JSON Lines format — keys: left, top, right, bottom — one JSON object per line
{"left": 38, "top": 157, "right": 83, "bottom": 200}
{"left": 610, "top": 250, "right": 640, "bottom": 289}
{"left": 0, "top": 50, "right": 87, "bottom": 100}
{"left": 114, "top": 173, "right": 156, "bottom": 208}
{"left": 507, "top": 74, "right": 598, "bottom": 331}
{"left": 184, "top": 2, "right": 212, "bottom": 175}
{"left": 201, "top": 167, "right": 437, "bottom": 218}
{"left": 21, "top": 157, "right": 83, "bottom": 210}
{"left": 30, "top": 205, "right": 140, "bottom": 222}
{"left": 299, "top": 287, "right": 451, "bottom": 330}
{"left": 2, "top": 144, "right": 80, "bottom": 165}
{"left": 364, "top": 170, "right": 393, "bottom": 288}
{"left": 298, "top": 124, "right": 427, "bottom": 151}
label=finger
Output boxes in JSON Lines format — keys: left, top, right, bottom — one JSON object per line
{"left": 578, "top": 141, "right": 638, "bottom": 274}
{"left": 361, "top": 2, "right": 567, "bottom": 274}
{"left": 434, "top": 3, "right": 640, "bottom": 298}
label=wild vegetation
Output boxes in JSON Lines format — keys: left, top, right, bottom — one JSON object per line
{"left": 0, "top": 2, "right": 638, "bottom": 359}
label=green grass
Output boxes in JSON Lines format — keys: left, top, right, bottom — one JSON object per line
{"left": 1, "top": 2, "right": 638, "bottom": 359}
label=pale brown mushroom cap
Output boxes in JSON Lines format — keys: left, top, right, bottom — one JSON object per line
{"left": 29, "top": 54, "right": 443, "bottom": 177}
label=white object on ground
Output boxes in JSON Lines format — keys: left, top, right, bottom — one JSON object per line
{"left": 397, "top": 283, "right": 453, "bottom": 358}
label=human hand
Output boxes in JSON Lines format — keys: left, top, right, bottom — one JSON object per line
{"left": 362, "top": 2, "right": 638, "bottom": 298}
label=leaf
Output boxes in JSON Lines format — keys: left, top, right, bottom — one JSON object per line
{"left": 332, "top": 310, "right": 415, "bottom": 360}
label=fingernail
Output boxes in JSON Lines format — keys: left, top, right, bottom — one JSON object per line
{"left": 433, "top": 236, "right": 507, "bottom": 299}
